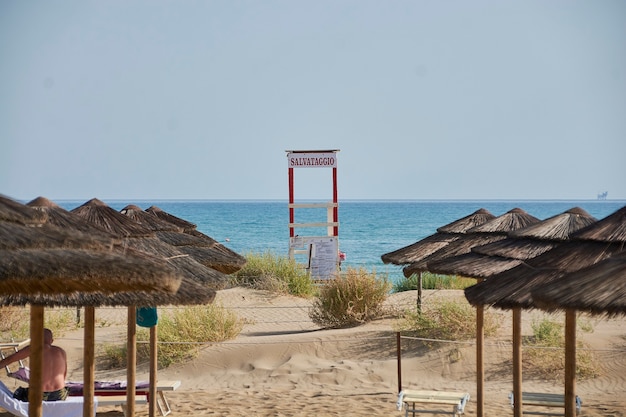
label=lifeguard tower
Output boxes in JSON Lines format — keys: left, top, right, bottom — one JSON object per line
{"left": 286, "top": 149, "right": 341, "bottom": 279}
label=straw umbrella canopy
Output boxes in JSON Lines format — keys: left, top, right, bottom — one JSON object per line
{"left": 121, "top": 204, "right": 246, "bottom": 276}
{"left": 381, "top": 208, "right": 496, "bottom": 265}
{"left": 532, "top": 251, "right": 626, "bottom": 316}
{"left": 1, "top": 196, "right": 181, "bottom": 295}
{"left": 464, "top": 205, "right": 626, "bottom": 417}
{"left": 26, "top": 197, "right": 117, "bottom": 235}
{"left": 428, "top": 207, "right": 596, "bottom": 417}
{"left": 71, "top": 198, "right": 228, "bottom": 416}
{"left": 463, "top": 240, "right": 624, "bottom": 308}
{"left": 401, "top": 207, "right": 539, "bottom": 417}
{"left": 403, "top": 208, "right": 540, "bottom": 277}
{"left": 380, "top": 209, "right": 495, "bottom": 313}
{"left": 145, "top": 205, "right": 196, "bottom": 231}
{"left": 0, "top": 194, "right": 47, "bottom": 224}
{"left": 0, "top": 196, "right": 183, "bottom": 417}
{"left": 143, "top": 205, "right": 247, "bottom": 274}
{"left": 71, "top": 199, "right": 229, "bottom": 288}
{"left": 465, "top": 204, "right": 626, "bottom": 309}
{"left": 6, "top": 197, "right": 216, "bottom": 307}
{"left": 428, "top": 207, "right": 597, "bottom": 278}
{"left": 466, "top": 244, "right": 625, "bottom": 417}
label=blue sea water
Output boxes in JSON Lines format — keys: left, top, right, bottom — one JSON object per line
{"left": 58, "top": 199, "right": 625, "bottom": 285}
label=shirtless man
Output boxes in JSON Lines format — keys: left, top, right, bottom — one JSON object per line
{"left": 0, "top": 328, "right": 68, "bottom": 401}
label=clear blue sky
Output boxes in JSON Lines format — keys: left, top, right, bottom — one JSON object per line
{"left": 1, "top": 1, "right": 625, "bottom": 201}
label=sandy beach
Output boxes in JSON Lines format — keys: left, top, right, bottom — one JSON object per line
{"left": 2, "top": 288, "right": 625, "bottom": 416}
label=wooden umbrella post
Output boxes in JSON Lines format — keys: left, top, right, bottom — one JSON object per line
{"left": 417, "top": 272, "right": 423, "bottom": 313}
{"left": 127, "top": 307, "right": 137, "bottom": 417}
{"left": 29, "top": 305, "right": 44, "bottom": 417}
{"left": 476, "top": 304, "right": 484, "bottom": 417}
{"left": 149, "top": 325, "right": 158, "bottom": 417}
{"left": 564, "top": 309, "right": 577, "bottom": 417}
{"left": 396, "top": 332, "right": 402, "bottom": 393}
{"left": 84, "top": 306, "right": 96, "bottom": 417}
{"left": 513, "top": 307, "right": 522, "bottom": 417}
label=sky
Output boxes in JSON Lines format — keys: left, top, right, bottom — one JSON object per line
{"left": 1, "top": 1, "right": 625, "bottom": 202}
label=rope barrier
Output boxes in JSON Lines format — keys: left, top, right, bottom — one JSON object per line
{"left": 53, "top": 334, "right": 626, "bottom": 353}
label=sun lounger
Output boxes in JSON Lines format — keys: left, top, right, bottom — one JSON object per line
{"left": 96, "top": 394, "right": 148, "bottom": 416}
{"left": 396, "top": 389, "right": 470, "bottom": 417}
{"left": 0, "top": 340, "right": 30, "bottom": 380}
{"left": 67, "top": 379, "right": 181, "bottom": 416}
{"left": 509, "top": 391, "right": 582, "bottom": 416}
{"left": 0, "top": 380, "right": 87, "bottom": 417}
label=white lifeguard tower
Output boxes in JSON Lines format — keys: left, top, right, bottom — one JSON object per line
{"left": 286, "top": 149, "right": 341, "bottom": 279}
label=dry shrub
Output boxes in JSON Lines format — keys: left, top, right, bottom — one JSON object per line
{"left": 523, "top": 318, "right": 599, "bottom": 382}
{"left": 137, "top": 304, "right": 244, "bottom": 368}
{"left": 309, "top": 268, "right": 391, "bottom": 329}
{"left": 100, "top": 304, "right": 244, "bottom": 369}
{"left": 396, "top": 299, "right": 500, "bottom": 342}
{"left": 0, "top": 307, "right": 29, "bottom": 339}
{"left": 233, "top": 251, "right": 315, "bottom": 297}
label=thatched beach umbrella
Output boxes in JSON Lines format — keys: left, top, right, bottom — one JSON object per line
{"left": 121, "top": 204, "right": 246, "bottom": 276}
{"left": 429, "top": 207, "right": 596, "bottom": 417}
{"left": 26, "top": 197, "right": 117, "bottom": 235}
{"left": 145, "top": 205, "right": 196, "bottom": 231}
{"left": 464, "top": 241, "right": 623, "bottom": 308}
{"left": 381, "top": 209, "right": 495, "bottom": 312}
{"left": 72, "top": 199, "right": 229, "bottom": 288}
{"left": 380, "top": 208, "right": 537, "bottom": 417}
{"left": 428, "top": 207, "right": 597, "bottom": 279}
{"left": 0, "top": 194, "right": 47, "bottom": 224}
{"left": 71, "top": 198, "right": 229, "bottom": 416}
{"left": 464, "top": 205, "right": 626, "bottom": 417}
{"left": 0, "top": 196, "right": 182, "bottom": 417}
{"left": 405, "top": 207, "right": 539, "bottom": 417}
{"left": 532, "top": 251, "right": 626, "bottom": 316}
{"left": 381, "top": 208, "right": 495, "bottom": 265}
{"left": 120, "top": 205, "right": 183, "bottom": 232}
{"left": 403, "top": 208, "right": 540, "bottom": 278}
{"left": 1, "top": 197, "right": 181, "bottom": 295}
{"left": 143, "top": 205, "right": 247, "bottom": 274}
{"left": 0, "top": 273, "right": 215, "bottom": 417}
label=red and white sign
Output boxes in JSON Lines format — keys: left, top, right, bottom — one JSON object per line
{"left": 287, "top": 152, "right": 337, "bottom": 168}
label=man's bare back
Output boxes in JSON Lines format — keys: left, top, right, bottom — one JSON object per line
{"left": 41, "top": 332, "right": 67, "bottom": 392}
{"left": 0, "top": 328, "right": 68, "bottom": 400}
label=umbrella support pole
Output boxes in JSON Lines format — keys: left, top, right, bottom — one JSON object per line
{"left": 29, "top": 306, "right": 44, "bottom": 417}
{"left": 513, "top": 308, "right": 522, "bottom": 417}
{"left": 149, "top": 325, "right": 158, "bottom": 417}
{"left": 564, "top": 309, "right": 577, "bottom": 417}
{"left": 84, "top": 307, "right": 96, "bottom": 417}
{"left": 127, "top": 307, "right": 137, "bottom": 417}
{"left": 476, "top": 305, "right": 484, "bottom": 417}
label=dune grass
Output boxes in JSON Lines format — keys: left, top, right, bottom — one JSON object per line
{"left": 309, "top": 268, "right": 391, "bottom": 329}
{"left": 99, "top": 303, "right": 245, "bottom": 369}
{"left": 393, "top": 272, "right": 476, "bottom": 292}
{"left": 395, "top": 299, "right": 500, "bottom": 342}
{"left": 523, "top": 317, "right": 599, "bottom": 381}
{"left": 0, "top": 306, "right": 76, "bottom": 341}
{"left": 232, "top": 251, "right": 315, "bottom": 297}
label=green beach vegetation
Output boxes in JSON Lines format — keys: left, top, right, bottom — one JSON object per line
{"left": 523, "top": 317, "right": 598, "bottom": 381}
{"left": 100, "top": 303, "right": 245, "bottom": 369}
{"left": 309, "top": 268, "right": 392, "bottom": 329}
{"left": 395, "top": 299, "right": 500, "bottom": 342}
{"left": 232, "top": 251, "right": 315, "bottom": 297}
{"left": 0, "top": 307, "right": 76, "bottom": 341}
{"left": 393, "top": 272, "right": 476, "bottom": 292}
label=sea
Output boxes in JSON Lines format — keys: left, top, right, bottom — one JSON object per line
{"left": 57, "top": 199, "right": 626, "bottom": 285}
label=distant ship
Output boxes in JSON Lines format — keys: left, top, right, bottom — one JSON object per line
{"left": 597, "top": 191, "right": 608, "bottom": 200}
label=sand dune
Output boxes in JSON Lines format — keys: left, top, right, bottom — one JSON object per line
{"left": 1, "top": 288, "right": 625, "bottom": 416}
